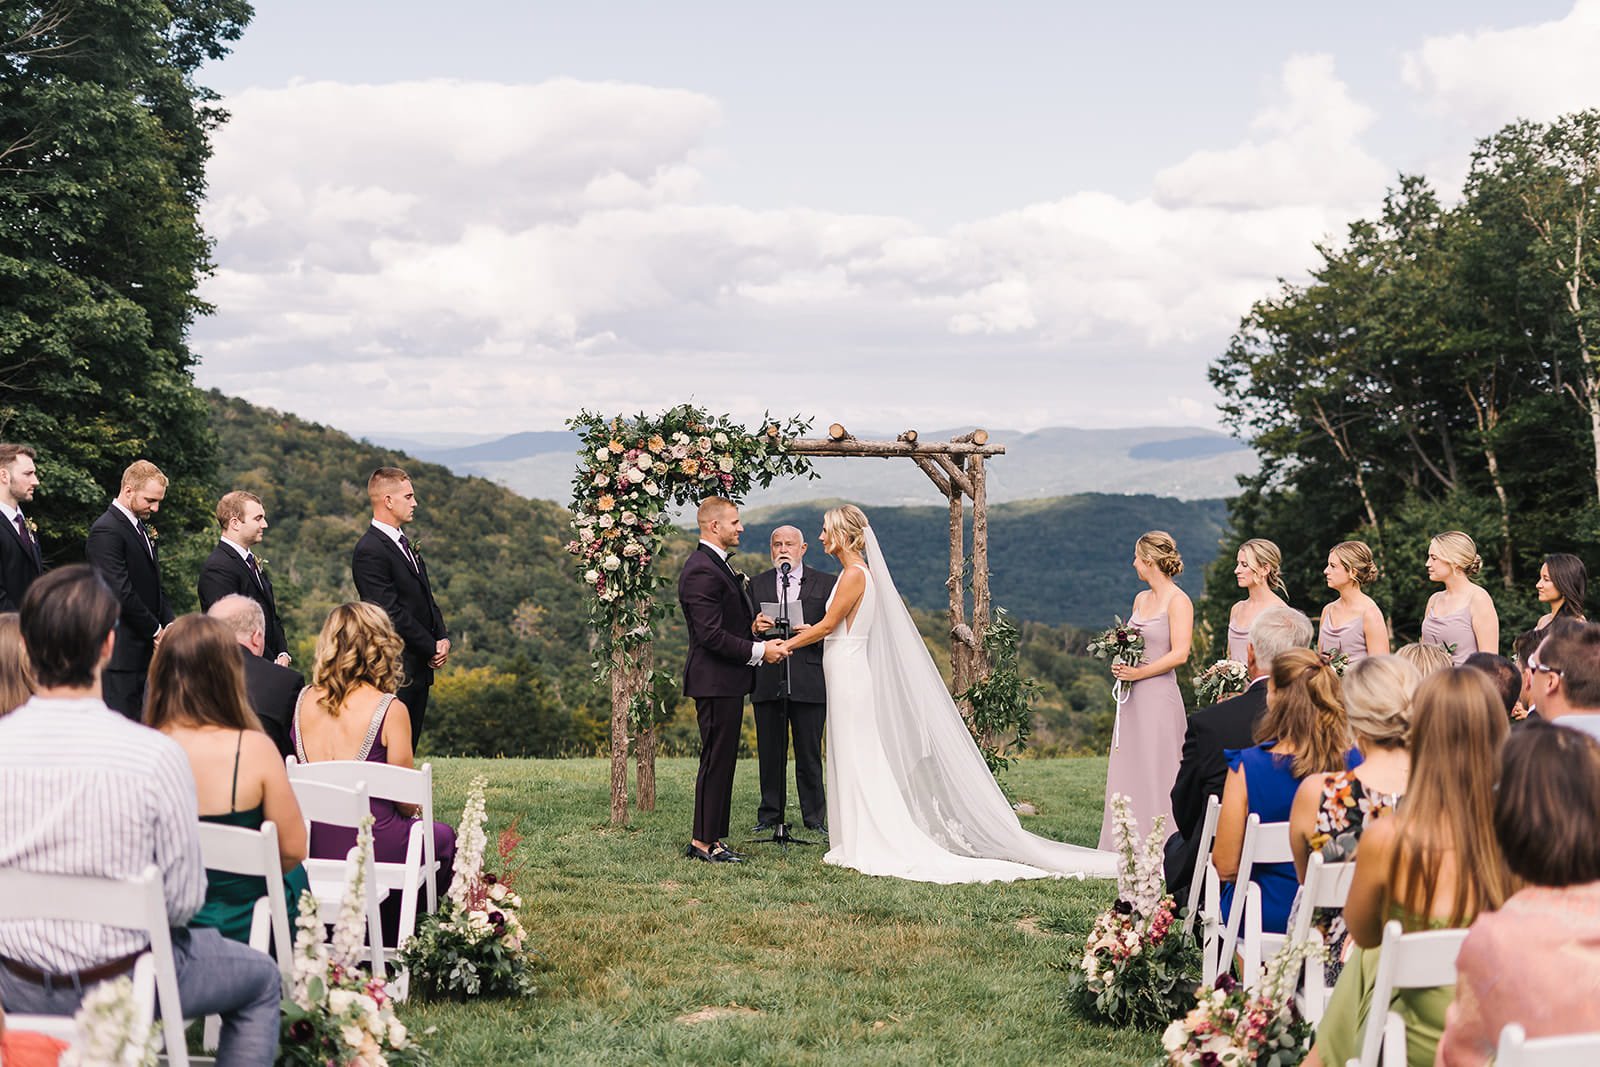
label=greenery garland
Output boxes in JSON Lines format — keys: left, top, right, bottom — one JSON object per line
{"left": 565, "top": 405, "right": 814, "bottom": 728}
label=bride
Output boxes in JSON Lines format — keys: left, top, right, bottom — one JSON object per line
{"left": 773, "top": 505, "right": 1116, "bottom": 883}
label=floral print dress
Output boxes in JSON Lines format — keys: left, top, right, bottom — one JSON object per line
{"left": 1306, "top": 770, "right": 1402, "bottom": 983}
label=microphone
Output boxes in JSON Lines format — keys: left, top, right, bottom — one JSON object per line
{"left": 779, "top": 561, "right": 792, "bottom": 577}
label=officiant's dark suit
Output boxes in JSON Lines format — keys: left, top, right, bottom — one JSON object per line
{"left": 1163, "top": 678, "right": 1268, "bottom": 903}
{"left": 749, "top": 557, "right": 835, "bottom": 832}
{"left": 679, "top": 503, "right": 772, "bottom": 860}
{"left": 198, "top": 544, "right": 289, "bottom": 661}
{"left": 85, "top": 463, "right": 173, "bottom": 720}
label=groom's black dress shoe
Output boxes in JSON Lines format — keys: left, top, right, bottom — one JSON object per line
{"left": 708, "top": 843, "right": 745, "bottom": 863}
{"left": 805, "top": 822, "right": 828, "bottom": 836}
{"left": 685, "top": 843, "right": 712, "bottom": 862}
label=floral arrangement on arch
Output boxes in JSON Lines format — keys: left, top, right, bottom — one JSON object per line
{"left": 397, "top": 776, "right": 539, "bottom": 1000}
{"left": 565, "top": 406, "right": 813, "bottom": 714}
{"left": 279, "top": 815, "right": 427, "bottom": 1066}
{"left": 1063, "top": 793, "right": 1199, "bottom": 1030}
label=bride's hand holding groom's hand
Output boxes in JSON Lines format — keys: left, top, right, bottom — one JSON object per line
{"left": 762, "top": 642, "right": 790, "bottom": 663}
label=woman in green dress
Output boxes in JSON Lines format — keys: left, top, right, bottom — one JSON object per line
{"left": 1304, "top": 667, "right": 1513, "bottom": 1067}
{"left": 146, "top": 613, "right": 310, "bottom": 943}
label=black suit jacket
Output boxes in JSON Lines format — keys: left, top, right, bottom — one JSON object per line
{"left": 352, "top": 526, "right": 447, "bottom": 684}
{"left": 85, "top": 506, "right": 172, "bottom": 671}
{"left": 240, "top": 645, "right": 302, "bottom": 758}
{"left": 750, "top": 566, "right": 835, "bottom": 704}
{"left": 678, "top": 544, "right": 757, "bottom": 699}
{"left": 198, "top": 542, "right": 289, "bottom": 659}
{"left": 1164, "top": 680, "right": 1269, "bottom": 897}
{"left": 0, "top": 510, "right": 43, "bottom": 612}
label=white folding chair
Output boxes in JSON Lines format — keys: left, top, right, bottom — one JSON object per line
{"left": 287, "top": 759, "right": 439, "bottom": 997}
{"left": 196, "top": 821, "right": 296, "bottom": 1050}
{"left": 1496, "top": 1022, "right": 1600, "bottom": 1066}
{"left": 1237, "top": 818, "right": 1294, "bottom": 989}
{"left": 287, "top": 776, "right": 385, "bottom": 979}
{"left": 0, "top": 865, "right": 187, "bottom": 1067}
{"left": 1348, "top": 919, "right": 1468, "bottom": 1067}
{"left": 1182, "top": 796, "right": 1227, "bottom": 985}
{"left": 1288, "top": 854, "right": 1357, "bottom": 1023}
{"left": 1183, "top": 794, "right": 1222, "bottom": 938}
{"left": 1216, "top": 814, "right": 1290, "bottom": 975}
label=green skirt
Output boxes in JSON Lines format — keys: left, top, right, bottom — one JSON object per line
{"left": 1313, "top": 942, "right": 1453, "bottom": 1067}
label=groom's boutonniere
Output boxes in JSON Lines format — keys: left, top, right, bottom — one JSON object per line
{"left": 24, "top": 516, "right": 37, "bottom": 536}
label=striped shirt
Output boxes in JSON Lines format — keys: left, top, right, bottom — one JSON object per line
{"left": 0, "top": 696, "right": 206, "bottom": 973}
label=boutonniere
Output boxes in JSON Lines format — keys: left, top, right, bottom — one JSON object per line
{"left": 24, "top": 517, "right": 37, "bottom": 535}
{"left": 254, "top": 555, "right": 270, "bottom": 573}
{"left": 144, "top": 524, "right": 159, "bottom": 543}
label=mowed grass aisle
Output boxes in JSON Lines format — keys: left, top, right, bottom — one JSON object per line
{"left": 404, "top": 756, "right": 1164, "bottom": 1065}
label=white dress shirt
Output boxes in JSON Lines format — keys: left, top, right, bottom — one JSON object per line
{"left": 371, "top": 518, "right": 417, "bottom": 569}
{"left": 111, "top": 498, "right": 153, "bottom": 556}
{"left": 0, "top": 696, "right": 206, "bottom": 972}
{"left": 700, "top": 539, "right": 764, "bottom": 666}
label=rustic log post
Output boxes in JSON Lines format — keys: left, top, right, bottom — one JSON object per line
{"left": 947, "top": 484, "right": 973, "bottom": 695}
{"left": 634, "top": 641, "right": 657, "bottom": 812}
{"left": 608, "top": 622, "right": 631, "bottom": 826}
{"left": 970, "top": 452, "right": 991, "bottom": 668}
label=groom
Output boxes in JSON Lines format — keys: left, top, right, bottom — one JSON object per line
{"left": 678, "top": 496, "right": 787, "bottom": 864}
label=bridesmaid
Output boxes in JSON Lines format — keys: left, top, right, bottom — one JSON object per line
{"left": 1534, "top": 552, "right": 1588, "bottom": 633}
{"left": 1420, "top": 531, "right": 1498, "bottom": 665}
{"left": 1100, "top": 531, "right": 1192, "bottom": 851}
{"left": 1227, "top": 538, "right": 1289, "bottom": 662}
{"left": 1319, "top": 540, "right": 1388, "bottom": 662}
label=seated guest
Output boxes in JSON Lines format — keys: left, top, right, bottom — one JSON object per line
{"left": 1165, "top": 607, "right": 1314, "bottom": 903}
{"left": 208, "top": 593, "right": 303, "bottom": 757}
{"left": 1463, "top": 652, "right": 1521, "bottom": 720}
{"left": 1395, "top": 641, "right": 1453, "bottom": 678}
{"left": 0, "top": 613, "right": 31, "bottom": 716}
{"left": 1213, "top": 647, "right": 1357, "bottom": 936}
{"left": 0, "top": 566, "right": 279, "bottom": 1065}
{"left": 1306, "top": 668, "right": 1512, "bottom": 1067}
{"left": 292, "top": 603, "right": 455, "bottom": 939}
{"left": 1527, "top": 621, "right": 1600, "bottom": 742}
{"left": 144, "top": 613, "right": 310, "bottom": 944}
{"left": 1436, "top": 724, "right": 1600, "bottom": 1065}
{"left": 0, "top": 1000, "right": 67, "bottom": 1066}
{"left": 1513, "top": 618, "right": 1584, "bottom": 722}
{"left": 1290, "top": 654, "right": 1418, "bottom": 982}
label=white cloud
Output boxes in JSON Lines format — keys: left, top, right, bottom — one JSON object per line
{"left": 194, "top": 60, "right": 1390, "bottom": 435}
{"left": 1402, "top": 0, "right": 1600, "bottom": 128}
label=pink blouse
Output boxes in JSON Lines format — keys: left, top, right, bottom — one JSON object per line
{"left": 1436, "top": 882, "right": 1600, "bottom": 1066}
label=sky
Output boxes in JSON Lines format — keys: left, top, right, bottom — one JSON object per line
{"left": 192, "top": 0, "right": 1600, "bottom": 441}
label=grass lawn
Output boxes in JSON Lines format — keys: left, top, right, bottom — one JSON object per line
{"left": 402, "top": 756, "right": 1163, "bottom": 1065}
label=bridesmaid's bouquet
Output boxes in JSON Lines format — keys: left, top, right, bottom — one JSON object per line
{"left": 1319, "top": 648, "right": 1351, "bottom": 677}
{"left": 1087, "top": 616, "right": 1146, "bottom": 705}
{"left": 1192, "top": 659, "right": 1250, "bottom": 706}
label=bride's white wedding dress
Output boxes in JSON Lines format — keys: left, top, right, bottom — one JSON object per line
{"left": 821, "top": 529, "right": 1117, "bottom": 883}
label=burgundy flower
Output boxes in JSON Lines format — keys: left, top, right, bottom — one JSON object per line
{"left": 1214, "top": 973, "right": 1237, "bottom": 993}
{"left": 484, "top": 873, "right": 498, "bottom": 885}
{"left": 489, "top": 910, "right": 505, "bottom": 925}
{"left": 289, "top": 1019, "right": 316, "bottom": 1043}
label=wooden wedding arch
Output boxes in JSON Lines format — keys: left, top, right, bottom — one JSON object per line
{"left": 598, "top": 423, "right": 1007, "bottom": 826}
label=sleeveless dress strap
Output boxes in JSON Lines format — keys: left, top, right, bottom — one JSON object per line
{"left": 291, "top": 686, "right": 311, "bottom": 764}
{"left": 229, "top": 730, "right": 244, "bottom": 813}
{"left": 357, "top": 694, "right": 396, "bottom": 761}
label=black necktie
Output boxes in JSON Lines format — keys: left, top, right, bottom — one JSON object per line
{"left": 397, "top": 533, "right": 420, "bottom": 573}
{"left": 13, "top": 513, "right": 31, "bottom": 549}
{"left": 245, "top": 552, "right": 265, "bottom": 588}
{"left": 137, "top": 521, "right": 154, "bottom": 558}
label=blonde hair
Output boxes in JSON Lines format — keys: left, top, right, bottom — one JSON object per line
{"left": 311, "top": 603, "right": 404, "bottom": 716}
{"left": 1397, "top": 642, "right": 1454, "bottom": 677}
{"left": 1135, "top": 530, "right": 1183, "bottom": 577}
{"left": 216, "top": 490, "right": 262, "bottom": 530}
{"left": 1256, "top": 647, "right": 1350, "bottom": 777}
{"left": 1331, "top": 540, "right": 1379, "bottom": 586}
{"left": 696, "top": 496, "right": 736, "bottom": 526}
{"left": 823, "top": 505, "right": 869, "bottom": 556}
{"left": 1430, "top": 531, "right": 1483, "bottom": 578}
{"left": 367, "top": 466, "right": 410, "bottom": 506}
{"left": 1240, "top": 538, "right": 1288, "bottom": 597}
{"left": 120, "top": 459, "right": 167, "bottom": 492}
{"left": 1341, "top": 654, "right": 1420, "bottom": 748}
{"left": 0, "top": 613, "right": 33, "bottom": 717}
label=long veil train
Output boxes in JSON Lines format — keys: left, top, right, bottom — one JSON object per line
{"left": 860, "top": 526, "right": 1117, "bottom": 879}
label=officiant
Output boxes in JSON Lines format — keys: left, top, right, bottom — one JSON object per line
{"left": 748, "top": 525, "right": 835, "bottom": 835}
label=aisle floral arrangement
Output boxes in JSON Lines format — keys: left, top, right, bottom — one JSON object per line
{"left": 1160, "top": 940, "right": 1320, "bottom": 1066}
{"left": 1193, "top": 659, "right": 1251, "bottom": 706}
{"left": 60, "top": 975, "right": 159, "bottom": 1066}
{"left": 1064, "top": 794, "right": 1198, "bottom": 1030}
{"left": 397, "top": 776, "right": 539, "bottom": 1000}
{"left": 279, "top": 816, "right": 427, "bottom": 1066}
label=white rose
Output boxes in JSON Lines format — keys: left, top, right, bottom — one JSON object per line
{"left": 594, "top": 473, "right": 609, "bottom": 487}
{"left": 329, "top": 989, "right": 357, "bottom": 1015}
{"left": 594, "top": 447, "right": 610, "bottom": 462}
{"left": 621, "top": 511, "right": 637, "bottom": 525}
{"left": 673, "top": 431, "right": 690, "bottom": 444}
{"left": 718, "top": 456, "right": 734, "bottom": 472}
{"left": 388, "top": 1019, "right": 408, "bottom": 1048}
{"left": 601, "top": 587, "right": 619, "bottom": 601}
{"left": 645, "top": 481, "right": 660, "bottom": 495}
{"left": 602, "top": 555, "right": 621, "bottom": 571}
{"left": 584, "top": 569, "right": 599, "bottom": 583}
{"left": 340, "top": 1024, "right": 367, "bottom": 1049}
{"left": 578, "top": 526, "right": 596, "bottom": 542}
{"left": 697, "top": 436, "right": 712, "bottom": 453}
{"left": 713, "top": 432, "right": 729, "bottom": 446}
{"left": 598, "top": 514, "right": 615, "bottom": 529}
{"left": 627, "top": 467, "right": 647, "bottom": 484}
{"left": 1162, "top": 1021, "right": 1188, "bottom": 1052}
{"left": 636, "top": 453, "right": 653, "bottom": 470}
{"left": 488, "top": 883, "right": 508, "bottom": 901}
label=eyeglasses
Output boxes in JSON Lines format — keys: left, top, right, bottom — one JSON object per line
{"left": 1527, "top": 655, "right": 1564, "bottom": 680}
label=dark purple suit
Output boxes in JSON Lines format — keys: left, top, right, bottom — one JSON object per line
{"left": 678, "top": 542, "right": 757, "bottom": 844}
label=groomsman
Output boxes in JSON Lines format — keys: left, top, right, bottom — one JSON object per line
{"left": 198, "top": 490, "right": 291, "bottom": 663}
{"left": 85, "top": 459, "right": 174, "bottom": 720}
{"left": 748, "top": 525, "right": 835, "bottom": 836}
{"left": 352, "top": 466, "right": 448, "bottom": 741}
{"left": 0, "top": 444, "right": 43, "bottom": 612}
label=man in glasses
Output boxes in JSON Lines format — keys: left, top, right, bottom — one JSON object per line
{"left": 1528, "top": 622, "right": 1600, "bottom": 742}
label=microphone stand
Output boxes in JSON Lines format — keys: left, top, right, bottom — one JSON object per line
{"left": 751, "top": 564, "right": 812, "bottom": 848}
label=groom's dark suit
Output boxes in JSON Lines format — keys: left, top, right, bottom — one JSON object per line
{"left": 198, "top": 541, "right": 289, "bottom": 660}
{"left": 750, "top": 565, "right": 835, "bottom": 830}
{"left": 85, "top": 505, "right": 173, "bottom": 720}
{"left": 679, "top": 542, "right": 759, "bottom": 846}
